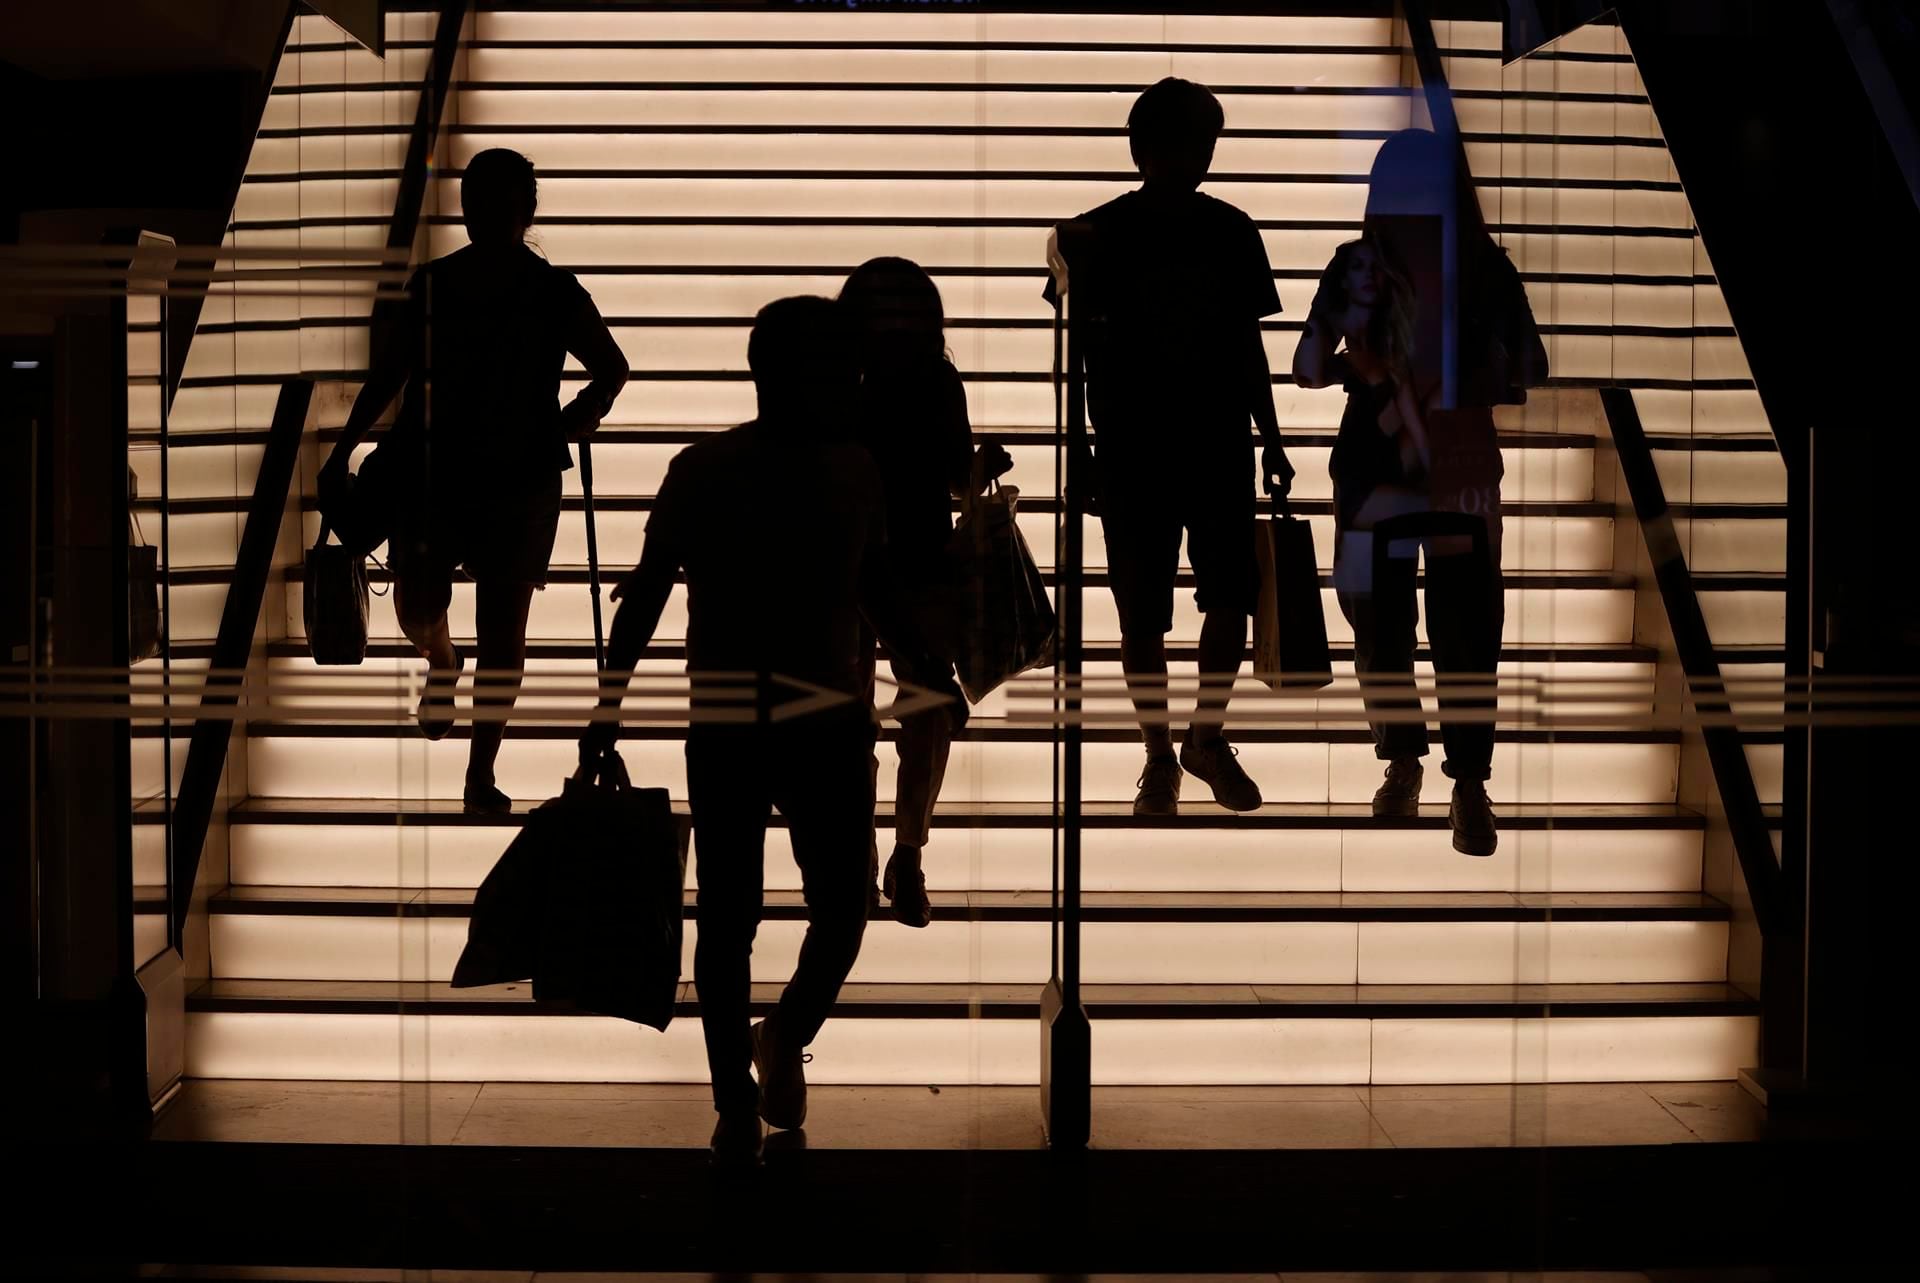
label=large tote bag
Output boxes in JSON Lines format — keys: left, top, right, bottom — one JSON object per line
{"left": 1253, "top": 496, "right": 1333, "bottom": 691}
{"left": 451, "top": 748, "right": 690, "bottom": 1031}
{"left": 947, "top": 482, "right": 1057, "bottom": 703}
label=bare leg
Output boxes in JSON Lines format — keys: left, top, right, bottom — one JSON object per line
{"left": 394, "top": 580, "right": 457, "bottom": 672}
{"left": 468, "top": 579, "right": 535, "bottom": 794}
{"left": 1191, "top": 608, "right": 1248, "bottom": 745}
{"left": 1120, "top": 629, "right": 1175, "bottom": 758}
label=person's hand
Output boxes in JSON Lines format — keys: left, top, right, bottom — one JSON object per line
{"left": 580, "top": 715, "right": 619, "bottom": 761}
{"left": 971, "top": 442, "right": 1014, "bottom": 491}
{"left": 559, "top": 400, "right": 601, "bottom": 442}
{"left": 1262, "top": 443, "right": 1295, "bottom": 502}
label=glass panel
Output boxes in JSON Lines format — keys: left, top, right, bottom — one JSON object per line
{"left": 1479, "top": 10, "right": 1774, "bottom": 1155}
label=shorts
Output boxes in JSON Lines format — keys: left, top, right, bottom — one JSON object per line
{"left": 1097, "top": 443, "right": 1258, "bottom": 637}
{"left": 389, "top": 469, "right": 564, "bottom": 619}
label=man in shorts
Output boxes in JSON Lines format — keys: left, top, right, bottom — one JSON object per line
{"left": 1046, "top": 77, "right": 1295, "bottom": 814}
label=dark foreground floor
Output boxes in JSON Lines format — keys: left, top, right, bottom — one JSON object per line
{"left": 26, "top": 1118, "right": 1886, "bottom": 1279}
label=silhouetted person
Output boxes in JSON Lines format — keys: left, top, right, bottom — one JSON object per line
{"left": 838, "top": 257, "right": 1011, "bottom": 928}
{"left": 322, "top": 147, "right": 629, "bottom": 812}
{"left": 581, "top": 296, "right": 890, "bottom": 1167}
{"left": 1296, "top": 129, "right": 1546, "bottom": 855}
{"left": 1296, "top": 235, "right": 1432, "bottom": 816}
{"left": 1044, "top": 76, "right": 1294, "bottom": 816}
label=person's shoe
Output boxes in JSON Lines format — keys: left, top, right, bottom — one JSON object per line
{"left": 883, "top": 843, "right": 933, "bottom": 929}
{"left": 415, "top": 644, "right": 463, "bottom": 741}
{"left": 462, "top": 780, "right": 512, "bottom": 815}
{"left": 1133, "top": 753, "right": 1182, "bottom": 816}
{"left": 1449, "top": 780, "right": 1499, "bottom": 856}
{"left": 751, "top": 1016, "right": 811, "bottom": 1131}
{"left": 709, "top": 1111, "right": 764, "bottom": 1169}
{"left": 1372, "top": 758, "right": 1424, "bottom": 817}
{"left": 1179, "top": 730, "right": 1263, "bottom": 813}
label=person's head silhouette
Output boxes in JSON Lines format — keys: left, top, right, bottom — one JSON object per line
{"left": 747, "top": 296, "right": 857, "bottom": 431}
{"left": 838, "top": 256, "right": 946, "bottom": 367}
{"left": 462, "top": 147, "right": 538, "bottom": 248}
{"left": 1363, "top": 128, "right": 1455, "bottom": 222}
{"left": 1128, "top": 77, "right": 1225, "bottom": 192}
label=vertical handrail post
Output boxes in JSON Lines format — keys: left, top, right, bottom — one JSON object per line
{"left": 1040, "top": 227, "right": 1091, "bottom": 1150}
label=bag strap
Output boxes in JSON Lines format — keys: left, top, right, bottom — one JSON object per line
{"left": 580, "top": 439, "right": 606, "bottom": 673}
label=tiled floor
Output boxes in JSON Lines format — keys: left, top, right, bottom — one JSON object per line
{"left": 151, "top": 1080, "right": 1767, "bottom": 1149}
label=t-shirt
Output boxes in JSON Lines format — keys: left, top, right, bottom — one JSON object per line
{"left": 854, "top": 354, "right": 972, "bottom": 583}
{"left": 390, "top": 243, "right": 596, "bottom": 485}
{"left": 1043, "top": 188, "right": 1281, "bottom": 449}
{"left": 643, "top": 420, "right": 887, "bottom": 710}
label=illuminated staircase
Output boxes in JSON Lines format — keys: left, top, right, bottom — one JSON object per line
{"left": 138, "top": 8, "right": 1783, "bottom": 1089}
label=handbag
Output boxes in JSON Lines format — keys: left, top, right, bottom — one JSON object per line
{"left": 304, "top": 517, "right": 371, "bottom": 665}
{"left": 946, "top": 482, "right": 1057, "bottom": 703}
{"left": 1253, "top": 495, "right": 1333, "bottom": 690}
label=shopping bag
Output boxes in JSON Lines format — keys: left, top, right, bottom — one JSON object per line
{"left": 1253, "top": 498, "right": 1333, "bottom": 691}
{"left": 947, "top": 483, "right": 1056, "bottom": 703}
{"left": 451, "top": 748, "right": 691, "bottom": 1032}
{"left": 304, "top": 520, "right": 370, "bottom": 665}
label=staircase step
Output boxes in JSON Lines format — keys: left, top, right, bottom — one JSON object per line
{"left": 229, "top": 797, "right": 1705, "bottom": 829}
{"left": 207, "top": 891, "right": 1731, "bottom": 985}
{"left": 262, "top": 638, "right": 1663, "bottom": 665}
{"left": 211, "top": 886, "right": 1730, "bottom": 923}
{"left": 183, "top": 979, "right": 1760, "bottom": 1085}
{"left": 244, "top": 720, "right": 1709, "bottom": 744}
{"left": 227, "top": 799, "right": 1709, "bottom": 896}
{"left": 242, "top": 725, "right": 1703, "bottom": 807}
{"left": 188, "top": 977, "right": 1760, "bottom": 1021}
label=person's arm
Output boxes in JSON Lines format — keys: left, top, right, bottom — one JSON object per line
{"left": 559, "top": 288, "right": 630, "bottom": 441}
{"left": 1291, "top": 306, "right": 1355, "bottom": 391}
{"left": 1292, "top": 249, "right": 1356, "bottom": 392}
{"left": 581, "top": 458, "right": 684, "bottom": 754}
{"left": 321, "top": 276, "right": 421, "bottom": 480}
{"left": 1250, "top": 325, "right": 1294, "bottom": 500}
{"left": 932, "top": 361, "right": 1011, "bottom": 498}
{"left": 1240, "top": 217, "right": 1293, "bottom": 500}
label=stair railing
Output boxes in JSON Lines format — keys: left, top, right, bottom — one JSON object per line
{"left": 1041, "top": 228, "right": 1091, "bottom": 1150}
{"left": 1600, "top": 390, "right": 1784, "bottom": 932}
{"left": 169, "top": 379, "right": 313, "bottom": 934}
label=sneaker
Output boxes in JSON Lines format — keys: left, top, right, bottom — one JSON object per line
{"left": 1133, "top": 753, "right": 1182, "bottom": 816}
{"left": 1179, "top": 731, "right": 1263, "bottom": 813}
{"left": 1449, "top": 780, "right": 1498, "bottom": 856}
{"left": 415, "top": 644, "right": 463, "bottom": 741}
{"left": 751, "top": 1016, "right": 811, "bottom": 1130}
{"left": 710, "top": 1111, "right": 764, "bottom": 1169}
{"left": 462, "top": 780, "right": 512, "bottom": 815}
{"left": 1372, "top": 759, "right": 1424, "bottom": 817}
{"left": 883, "top": 844, "right": 933, "bottom": 929}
